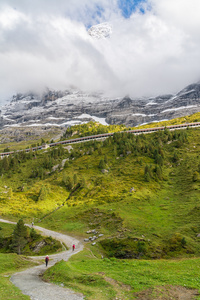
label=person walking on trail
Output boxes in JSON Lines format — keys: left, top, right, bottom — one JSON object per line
{"left": 45, "top": 255, "right": 49, "bottom": 267}
{"left": 72, "top": 244, "right": 75, "bottom": 251}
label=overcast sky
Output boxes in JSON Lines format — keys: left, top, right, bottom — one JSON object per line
{"left": 0, "top": 0, "right": 200, "bottom": 103}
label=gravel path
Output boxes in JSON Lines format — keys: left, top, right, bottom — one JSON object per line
{"left": 0, "top": 218, "right": 85, "bottom": 300}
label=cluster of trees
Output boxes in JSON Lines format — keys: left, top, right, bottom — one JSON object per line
{"left": 37, "top": 185, "right": 51, "bottom": 201}
{"left": 30, "top": 146, "right": 66, "bottom": 179}
{"left": 110, "top": 129, "right": 188, "bottom": 158}
{"left": 0, "top": 150, "right": 35, "bottom": 175}
{"left": 98, "top": 128, "right": 189, "bottom": 182}
{"left": 144, "top": 164, "right": 162, "bottom": 182}
{"left": 0, "top": 144, "right": 67, "bottom": 179}
{"left": 30, "top": 138, "right": 54, "bottom": 148}
{"left": 0, "top": 124, "right": 193, "bottom": 189}
{"left": 62, "top": 172, "right": 86, "bottom": 191}
{"left": 0, "top": 219, "right": 61, "bottom": 255}
{"left": 100, "top": 237, "right": 147, "bottom": 259}
{"left": 100, "top": 233, "right": 189, "bottom": 259}
{"left": 0, "top": 219, "right": 39, "bottom": 255}
{"left": 61, "top": 127, "right": 191, "bottom": 183}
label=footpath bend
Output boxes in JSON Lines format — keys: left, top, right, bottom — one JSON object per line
{"left": 0, "top": 218, "right": 85, "bottom": 300}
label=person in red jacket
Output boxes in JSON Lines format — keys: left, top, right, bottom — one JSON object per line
{"left": 45, "top": 255, "right": 49, "bottom": 267}
{"left": 72, "top": 244, "right": 75, "bottom": 251}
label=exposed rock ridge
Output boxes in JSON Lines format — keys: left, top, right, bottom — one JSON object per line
{"left": 0, "top": 83, "right": 200, "bottom": 133}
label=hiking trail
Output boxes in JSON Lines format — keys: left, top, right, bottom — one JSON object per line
{"left": 0, "top": 218, "right": 85, "bottom": 300}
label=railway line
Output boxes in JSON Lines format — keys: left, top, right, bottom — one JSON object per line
{"left": 1, "top": 121, "right": 200, "bottom": 158}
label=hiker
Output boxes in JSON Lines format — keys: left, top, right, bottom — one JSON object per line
{"left": 31, "top": 221, "right": 34, "bottom": 227}
{"left": 45, "top": 255, "right": 49, "bottom": 267}
{"left": 72, "top": 244, "right": 75, "bottom": 251}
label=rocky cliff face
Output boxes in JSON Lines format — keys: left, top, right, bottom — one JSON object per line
{"left": 0, "top": 83, "right": 200, "bottom": 136}
{"left": 105, "top": 83, "right": 200, "bottom": 127}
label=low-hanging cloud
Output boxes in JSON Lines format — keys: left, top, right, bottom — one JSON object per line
{"left": 0, "top": 0, "right": 200, "bottom": 103}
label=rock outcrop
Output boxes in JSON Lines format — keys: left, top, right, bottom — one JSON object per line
{"left": 0, "top": 83, "right": 200, "bottom": 138}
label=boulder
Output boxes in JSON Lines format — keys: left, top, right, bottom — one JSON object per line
{"left": 101, "top": 169, "right": 109, "bottom": 173}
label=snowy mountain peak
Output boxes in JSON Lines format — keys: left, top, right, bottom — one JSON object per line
{"left": 0, "top": 82, "right": 200, "bottom": 139}
{"left": 88, "top": 22, "right": 112, "bottom": 39}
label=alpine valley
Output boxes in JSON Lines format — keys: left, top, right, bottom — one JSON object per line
{"left": 2, "top": 6, "right": 200, "bottom": 300}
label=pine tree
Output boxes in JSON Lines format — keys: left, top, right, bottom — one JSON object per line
{"left": 144, "top": 172, "right": 151, "bottom": 182}
{"left": 172, "top": 152, "right": 178, "bottom": 163}
{"left": 38, "top": 167, "right": 45, "bottom": 179}
{"left": 80, "top": 176, "right": 86, "bottom": 188}
{"left": 193, "top": 171, "right": 199, "bottom": 182}
{"left": 65, "top": 176, "right": 73, "bottom": 190}
{"left": 99, "top": 159, "right": 106, "bottom": 169}
{"left": 2, "top": 156, "right": 9, "bottom": 171}
{"left": 98, "top": 148, "right": 102, "bottom": 155}
{"left": 62, "top": 172, "right": 67, "bottom": 184}
{"left": 113, "top": 145, "right": 117, "bottom": 157}
{"left": 155, "top": 154, "right": 163, "bottom": 166}
{"left": 38, "top": 185, "right": 47, "bottom": 201}
{"left": 30, "top": 228, "right": 39, "bottom": 241}
{"left": 144, "top": 165, "right": 152, "bottom": 182}
{"left": 104, "top": 155, "right": 108, "bottom": 164}
{"left": 155, "top": 165, "right": 162, "bottom": 180}
{"left": 11, "top": 219, "right": 28, "bottom": 254}
{"left": 73, "top": 174, "right": 78, "bottom": 185}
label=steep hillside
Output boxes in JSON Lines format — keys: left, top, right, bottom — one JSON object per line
{"left": 0, "top": 120, "right": 200, "bottom": 259}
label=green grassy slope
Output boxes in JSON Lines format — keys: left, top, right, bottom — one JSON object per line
{"left": 43, "top": 251, "right": 200, "bottom": 299}
{"left": 0, "top": 122, "right": 199, "bottom": 258}
{"left": 0, "top": 116, "right": 200, "bottom": 299}
{"left": 0, "top": 253, "right": 36, "bottom": 299}
{"left": 39, "top": 127, "right": 200, "bottom": 259}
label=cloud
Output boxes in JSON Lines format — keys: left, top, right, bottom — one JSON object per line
{"left": 0, "top": 0, "right": 200, "bottom": 103}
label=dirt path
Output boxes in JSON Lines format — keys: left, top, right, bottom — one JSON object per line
{"left": 0, "top": 218, "right": 85, "bottom": 300}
